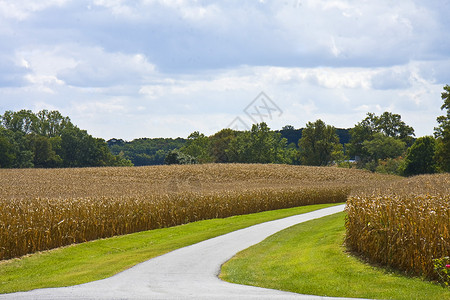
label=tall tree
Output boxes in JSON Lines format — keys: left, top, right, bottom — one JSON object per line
{"left": 209, "top": 128, "right": 237, "bottom": 163}
{"left": 180, "top": 131, "right": 213, "bottom": 163}
{"left": 348, "top": 112, "right": 414, "bottom": 165}
{"left": 298, "top": 119, "right": 344, "bottom": 166}
{"left": 227, "top": 123, "right": 289, "bottom": 164}
{"left": 27, "top": 134, "right": 62, "bottom": 168}
{"left": 434, "top": 85, "right": 450, "bottom": 172}
{"left": 362, "top": 133, "right": 406, "bottom": 162}
{"left": 0, "top": 128, "right": 15, "bottom": 168}
{"left": 0, "top": 110, "right": 38, "bottom": 134}
{"left": 403, "top": 136, "right": 437, "bottom": 176}
{"left": 35, "top": 110, "right": 72, "bottom": 137}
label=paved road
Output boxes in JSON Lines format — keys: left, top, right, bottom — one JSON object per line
{"left": 1, "top": 204, "right": 366, "bottom": 300}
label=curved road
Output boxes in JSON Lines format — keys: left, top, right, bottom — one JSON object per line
{"left": 1, "top": 204, "right": 366, "bottom": 300}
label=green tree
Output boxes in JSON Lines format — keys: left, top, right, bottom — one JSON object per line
{"left": 362, "top": 133, "right": 406, "bottom": 162}
{"left": 1, "top": 129, "right": 34, "bottom": 168}
{"left": 298, "top": 119, "right": 344, "bottom": 166}
{"left": 434, "top": 85, "right": 450, "bottom": 172}
{"left": 58, "top": 126, "right": 120, "bottom": 167}
{"left": 376, "top": 112, "right": 415, "bottom": 145}
{"left": 227, "top": 123, "right": 289, "bottom": 164}
{"left": 35, "top": 110, "right": 72, "bottom": 137}
{"left": 180, "top": 131, "right": 213, "bottom": 163}
{"left": 209, "top": 128, "right": 237, "bottom": 163}
{"left": 348, "top": 112, "right": 414, "bottom": 167}
{"left": 164, "top": 149, "right": 197, "bottom": 165}
{"left": 27, "top": 134, "right": 62, "bottom": 168}
{"left": 0, "top": 128, "right": 15, "bottom": 168}
{"left": 0, "top": 110, "right": 38, "bottom": 134}
{"left": 403, "top": 136, "right": 437, "bottom": 176}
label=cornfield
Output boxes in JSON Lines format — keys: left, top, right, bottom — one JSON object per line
{"left": 346, "top": 173, "right": 450, "bottom": 280}
{"left": 0, "top": 164, "right": 393, "bottom": 261}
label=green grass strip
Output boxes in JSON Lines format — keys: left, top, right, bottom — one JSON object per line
{"left": 0, "top": 203, "right": 340, "bottom": 294}
{"left": 220, "top": 212, "right": 450, "bottom": 300}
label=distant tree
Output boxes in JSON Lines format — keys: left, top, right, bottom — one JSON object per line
{"left": 164, "top": 149, "right": 197, "bottom": 165}
{"left": 298, "top": 119, "right": 344, "bottom": 166}
{"left": 347, "top": 113, "right": 378, "bottom": 162}
{"left": 227, "top": 123, "right": 289, "bottom": 164}
{"left": 35, "top": 110, "right": 72, "bottom": 137}
{"left": 362, "top": 133, "right": 406, "bottom": 162}
{"left": 434, "top": 85, "right": 450, "bottom": 172}
{"left": 348, "top": 112, "right": 414, "bottom": 168}
{"left": 0, "top": 110, "right": 38, "bottom": 134}
{"left": 58, "top": 126, "right": 121, "bottom": 167}
{"left": 27, "top": 134, "right": 62, "bottom": 168}
{"left": 282, "top": 125, "right": 295, "bottom": 131}
{"left": 209, "top": 128, "right": 237, "bottom": 163}
{"left": 0, "top": 129, "right": 34, "bottom": 168}
{"left": 403, "top": 136, "right": 437, "bottom": 176}
{"left": 180, "top": 131, "right": 213, "bottom": 163}
{"left": 107, "top": 137, "right": 185, "bottom": 166}
{"left": 0, "top": 128, "right": 15, "bottom": 168}
{"left": 376, "top": 112, "right": 415, "bottom": 145}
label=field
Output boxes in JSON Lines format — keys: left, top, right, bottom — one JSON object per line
{"left": 346, "top": 173, "right": 450, "bottom": 283}
{"left": 0, "top": 164, "right": 396, "bottom": 261}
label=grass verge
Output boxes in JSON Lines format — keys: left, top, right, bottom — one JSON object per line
{"left": 0, "top": 203, "right": 339, "bottom": 294}
{"left": 220, "top": 212, "right": 450, "bottom": 300}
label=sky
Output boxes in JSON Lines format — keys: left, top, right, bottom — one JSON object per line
{"left": 0, "top": 0, "right": 449, "bottom": 140}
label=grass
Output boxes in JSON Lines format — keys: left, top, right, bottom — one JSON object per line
{"left": 220, "top": 212, "right": 450, "bottom": 300}
{"left": 0, "top": 203, "right": 339, "bottom": 294}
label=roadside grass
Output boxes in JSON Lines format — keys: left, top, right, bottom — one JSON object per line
{"left": 220, "top": 212, "right": 450, "bottom": 300}
{"left": 0, "top": 203, "right": 339, "bottom": 294}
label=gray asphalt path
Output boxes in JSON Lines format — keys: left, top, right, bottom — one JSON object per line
{"left": 0, "top": 204, "right": 367, "bottom": 300}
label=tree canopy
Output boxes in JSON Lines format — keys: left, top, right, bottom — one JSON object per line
{"left": 298, "top": 119, "right": 344, "bottom": 166}
{"left": 0, "top": 110, "right": 131, "bottom": 168}
{"left": 434, "top": 85, "right": 450, "bottom": 172}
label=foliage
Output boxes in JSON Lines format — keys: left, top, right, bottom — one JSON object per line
{"left": 362, "top": 133, "right": 406, "bottom": 161}
{"left": 108, "top": 137, "right": 185, "bottom": 166}
{"left": 434, "top": 85, "right": 450, "bottom": 172}
{"left": 375, "top": 156, "right": 406, "bottom": 175}
{"left": 403, "top": 136, "right": 437, "bottom": 176}
{"left": 0, "top": 164, "right": 394, "bottom": 260}
{"left": 0, "top": 110, "right": 130, "bottom": 168}
{"left": 346, "top": 174, "right": 450, "bottom": 281}
{"left": 432, "top": 257, "right": 450, "bottom": 287}
{"left": 227, "top": 123, "right": 291, "bottom": 164}
{"left": 209, "top": 128, "right": 237, "bottom": 163}
{"left": 179, "top": 131, "right": 214, "bottom": 163}
{"left": 347, "top": 112, "right": 413, "bottom": 171}
{"left": 298, "top": 119, "right": 345, "bottom": 166}
{"left": 164, "top": 149, "right": 197, "bottom": 165}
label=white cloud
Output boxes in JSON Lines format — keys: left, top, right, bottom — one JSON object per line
{"left": 0, "top": 0, "right": 449, "bottom": 140}
{"left": 0, "top": 0, "right": 68, "bottom": 20}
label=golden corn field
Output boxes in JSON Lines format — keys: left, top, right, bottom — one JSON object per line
{"left": 0, "top": 164, "right": 393, "bottom": 261}
{"left": 346, "top": 173, "right": 450, "bottom": 281}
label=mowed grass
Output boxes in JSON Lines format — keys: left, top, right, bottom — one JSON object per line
{"left": 0, "top": 203, "right": 339, "bottom": 294}
{"left": 220, "top": 212, "right": 450, "bottom": 300}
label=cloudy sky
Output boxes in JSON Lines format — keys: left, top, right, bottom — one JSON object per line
{"left": 0, "top": 0, "right": 449, "bottom": 140}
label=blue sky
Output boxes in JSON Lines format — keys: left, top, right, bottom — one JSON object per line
{"left": 0, "top": 0, "right": 449, "bottom": 140}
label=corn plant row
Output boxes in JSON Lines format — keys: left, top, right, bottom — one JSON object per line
{"left": 0, "top": 164, "right": 393, "bottom": 261}
{"left": 345, "top": 174, "right": 450, "bottom": 281}
{"left": 0, "top": 187, "right": 349, "bottom": 260}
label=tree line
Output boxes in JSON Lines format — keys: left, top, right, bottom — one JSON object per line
{"left": 1, "top": 85, "right": 449, "bottom": 175}
{"left": 165, "top": 85, "right": 450, "bottom": 176}
{"left": 0, "top": 110, "right": 132, "bottom": 168}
